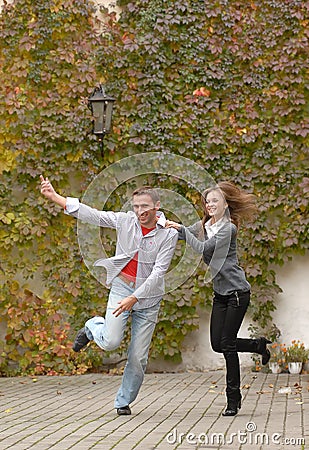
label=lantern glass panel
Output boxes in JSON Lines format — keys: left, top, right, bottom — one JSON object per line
{"left": 92, "top": 102, "right": 104, "bottom": 134}
{"left": 104, "top": 101, "right": 114, "bottom": 132}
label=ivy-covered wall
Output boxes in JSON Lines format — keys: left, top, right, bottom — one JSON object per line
{"left": 0, "top": 0, "right": 307, "bottom": 375}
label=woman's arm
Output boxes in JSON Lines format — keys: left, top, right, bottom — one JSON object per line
{"left": 166, "top": 220, "right": 203, "bottom": 240}
{"left": 181, "top": 223, "right": 233, "bottom": 258}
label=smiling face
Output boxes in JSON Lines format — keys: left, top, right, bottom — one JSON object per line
{"left": 205, "top": 189, "right": 227, "bottom": 223}
{"left": 132, "top": 194, "right": 160, "bottom": 228}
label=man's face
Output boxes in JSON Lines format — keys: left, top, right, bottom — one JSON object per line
{"left": 132, "top": 194, "right": 160, "bottom": 228}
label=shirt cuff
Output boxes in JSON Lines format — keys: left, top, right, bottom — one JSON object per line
{"left": 64, "top": 197, "right": 80, "bottom": 214}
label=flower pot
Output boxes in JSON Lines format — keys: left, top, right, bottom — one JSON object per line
{"left": 269, "top": 362, "right": 281, "bottom": 374}
{"left": 288, "top": 362, "right": 302, "bottom": 374}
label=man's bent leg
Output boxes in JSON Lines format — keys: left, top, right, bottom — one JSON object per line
{"left": 115, "top": 303, "right": 160, "bottom": 409}
{"left": 85, "top": 278, "right": 133, "bottom": 351}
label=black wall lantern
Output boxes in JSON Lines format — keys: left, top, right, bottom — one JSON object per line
{"left": 88, "top": 84, "right": 115, "bottom": 154}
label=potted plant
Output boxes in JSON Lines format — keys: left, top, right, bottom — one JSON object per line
{"left": 268, "top": 342, "right": 287, "bottom": 374}
{"left": 286, "top": 340, "right": 309, "bottom": 374}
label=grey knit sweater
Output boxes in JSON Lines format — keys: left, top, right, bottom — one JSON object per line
{"left": 178, "top": 221, "right": 250, "bottom": 295}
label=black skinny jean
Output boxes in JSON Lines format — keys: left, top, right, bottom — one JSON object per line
{"left": 210, "top": 290, "right": 258, "bottom": 402}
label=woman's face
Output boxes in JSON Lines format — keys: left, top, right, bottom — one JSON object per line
{"left": 205, "top": 189, "right": 227, "bottom": 222}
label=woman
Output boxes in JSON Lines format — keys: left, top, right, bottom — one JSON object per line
{"left": 167, "top": 181, "right": 271, "bottom": 416}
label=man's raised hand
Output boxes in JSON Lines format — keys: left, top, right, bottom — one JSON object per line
{"left": 40, "top": 175, "right": 56, "bottom": 199}
{"left": 40, "top": 175, "right": 66, "bottom": 208}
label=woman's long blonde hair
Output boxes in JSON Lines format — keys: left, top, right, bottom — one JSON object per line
{"left": 201, "top": 181, "right": 257, "bottom": 228}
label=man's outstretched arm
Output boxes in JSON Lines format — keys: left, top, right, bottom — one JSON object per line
{"left": 40, "top": 175, "right": 66, "bottom": 209}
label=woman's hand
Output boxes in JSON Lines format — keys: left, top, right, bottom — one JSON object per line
{"left": 165, "top": 220, "right": 182, "bottom": 230}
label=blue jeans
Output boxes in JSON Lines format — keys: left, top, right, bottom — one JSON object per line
{"left": 85, "top": 277, "right": 160, "bottom": 409}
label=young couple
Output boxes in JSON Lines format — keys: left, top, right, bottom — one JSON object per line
{"left": 40, "top": 176, "right": 271, "bottom": 417}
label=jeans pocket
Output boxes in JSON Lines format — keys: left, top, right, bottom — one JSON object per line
{"left": 143, "top": 303, "right": 160, "bottom": 324}
{"left": 237, "top": 291, "right": 250, "bottom": 308}
{"left": 230, "top": 291, "right": 250, "bottom": 308}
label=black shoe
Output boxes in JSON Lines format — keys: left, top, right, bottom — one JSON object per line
{"left": 222, "top": 399, "right": 241, "bottom": 417}
{"left": 117, "top": 405, "right": 131, "bottom": 416}
{"left": 257, "top": 337, "right": 272, "bottom": 365}
{"left": 72, "top": 327, "right": 90, "bottom": 352}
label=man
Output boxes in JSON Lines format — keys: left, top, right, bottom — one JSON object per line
{"left": 40, "top": 175, "right": 178, "bottom": 415}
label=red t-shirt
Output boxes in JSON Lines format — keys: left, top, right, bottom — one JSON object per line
{"left": 120, "top": 225, "right": 155, "bottom": 281}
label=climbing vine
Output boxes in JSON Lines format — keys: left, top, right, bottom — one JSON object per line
{"left": 0, "top": 0, "right": 307, "bottom": 375}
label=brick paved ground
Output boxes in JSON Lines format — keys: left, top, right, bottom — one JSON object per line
{"left": 0, "top": 370, "right": 308, "bottom": 449}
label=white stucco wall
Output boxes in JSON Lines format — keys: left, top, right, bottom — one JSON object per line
{"left": 272, "top": 254, "right": 309, "bottom": 347}
{"left": 149, "top": 254, "right": 309, "bottom": 372}
{"left": 184, "top": 254, "right": 308, "bottom": 370}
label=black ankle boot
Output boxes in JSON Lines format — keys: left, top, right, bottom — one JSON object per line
{"left": 222, "top": 398, "right": 241, "bottom": 417}
{"left": 256, "top": 337, "right": 272, "bottom": 365}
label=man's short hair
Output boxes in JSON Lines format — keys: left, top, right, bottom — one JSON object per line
{"left": 132, "top": 186, "right": 160, "bottom": 204}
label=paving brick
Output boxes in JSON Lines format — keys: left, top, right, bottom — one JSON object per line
{"left": 0, "top": 371, "right": 308, "bottom": 449}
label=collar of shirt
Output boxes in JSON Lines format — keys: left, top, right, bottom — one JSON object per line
{"left": 132, "top": 210, "right": 166, "bottom": 230}
{"left": 204, "top": 217, "right": 227, "bottom": 238}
